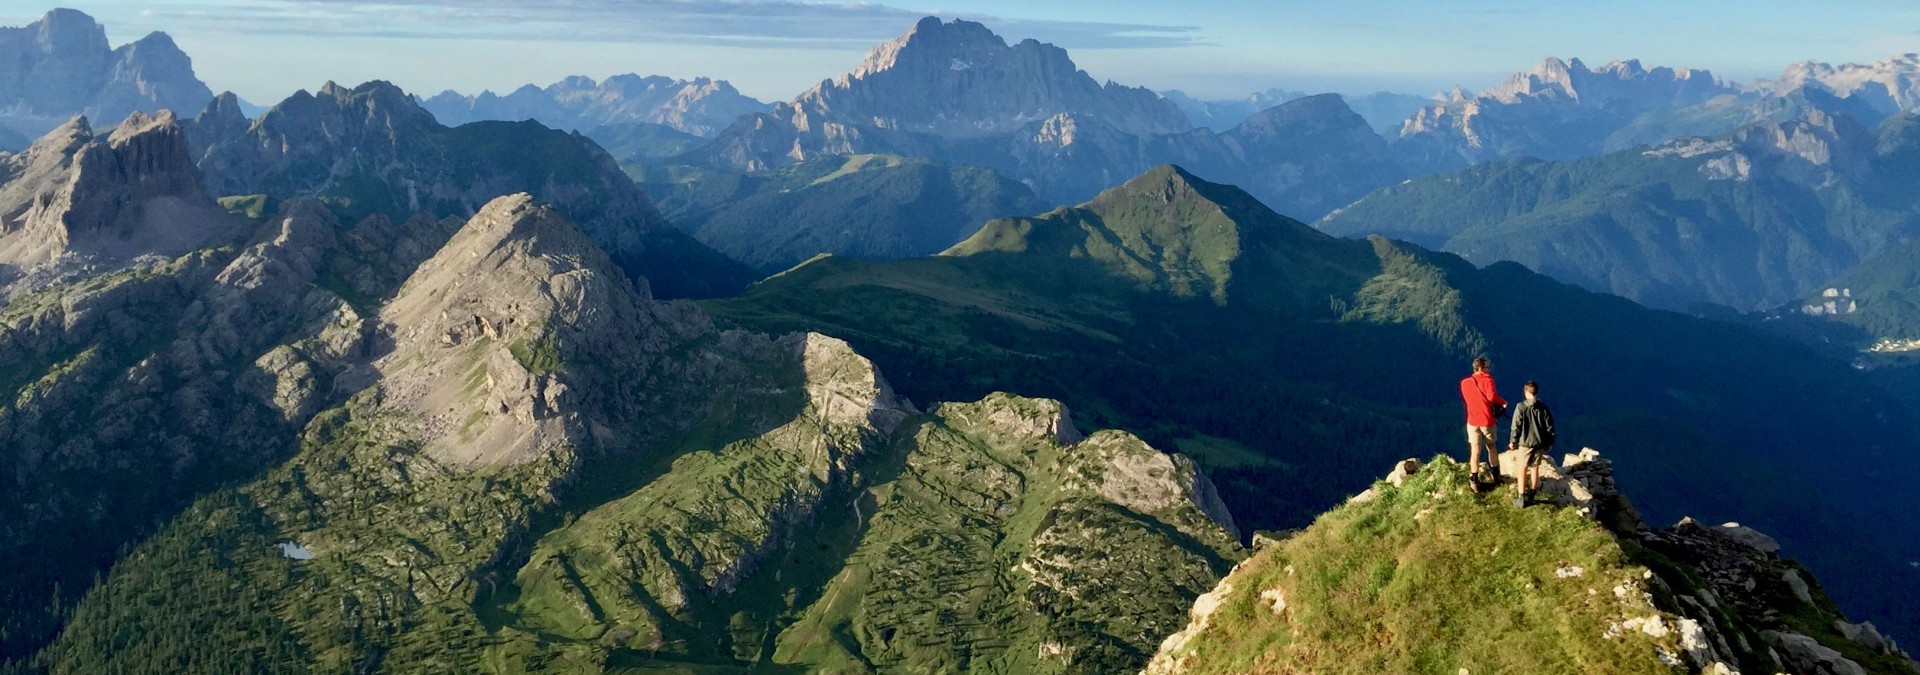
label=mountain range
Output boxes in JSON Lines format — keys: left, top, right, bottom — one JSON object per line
{"left": 419, "top": 74, "right": 770, "bottom": 138}
{"left": 1, "top": 6, "right": 1920, "bottom": 673}
{"left": 0, "top": 9, "right": 214, "bottom": 150}
{"left": 1321, "top": 97, "right": 1920, "bottom": 313}
{"left": 703, "top": 165, "right": 1920, "bottom": 644}
{"left": 182, "top": 79, "right": 752, "bottom": 299}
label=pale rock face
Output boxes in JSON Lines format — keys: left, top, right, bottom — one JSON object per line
{"left": 936, "top": 391, "right": 1084, "bottom": 448}
{"left": 0, "top": 109, "right": 237, "bottom": 296}
{"left": 791, "top": 17, "right": 1189, "bottom": 140}
{"left": 1766, "top": 53, "right": 1920, "bottom": 114}
{"left": 1063, "top": 429, "right": 1240, "bottom": 538}
{"left": 376, "top": 193, "right": 660, "bottom": 466}
{"left": 1396, "top": 55, "right": 1736, "bottom": 166}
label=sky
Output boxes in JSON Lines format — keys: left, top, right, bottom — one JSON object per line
{"left": 4, "top": 0, "right": 1917, "bottom": 106}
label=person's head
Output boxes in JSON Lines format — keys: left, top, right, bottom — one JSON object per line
{"left": 1472, "top": 357, "right": 1490, "bottom": 373}
{"left": 1524, "top": 380, "right": 1539, "bottom": 400}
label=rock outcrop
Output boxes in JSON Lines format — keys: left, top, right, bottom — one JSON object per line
{"left": 0, "top": 109, "right": 239, "bottom": 296}
{"left": 0, "top": 9, "right": 214, "bottom": 148}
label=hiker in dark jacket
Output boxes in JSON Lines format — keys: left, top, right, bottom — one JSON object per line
{"left": 1508, "top": 380, "right": 1555, "bottom": 507}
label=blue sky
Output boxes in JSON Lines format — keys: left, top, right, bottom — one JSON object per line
{"left": 6, "top": 1, "right": 1916, "bottom": 105}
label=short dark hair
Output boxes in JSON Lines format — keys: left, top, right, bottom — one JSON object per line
{"left": 1524, "top": 381, "right": 1539, "bottom": 395}
{"left": 1472, "top": 357, "right": 1490, "bottom": 372}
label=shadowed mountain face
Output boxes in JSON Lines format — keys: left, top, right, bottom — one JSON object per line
{"left": 646, "top": 153, "right": 1052, "bottom": 272}
{"left": 0, "top": 9, "right": 214, "bottom": 149}
{"left": 705, "top": 164, "right": 1920, "bottom": 642}
{"left": 1322, "top": 105, "right": 1920, "bottom": 313}
{"left": 186, "top": 80, "right": 754, "bottom": 299}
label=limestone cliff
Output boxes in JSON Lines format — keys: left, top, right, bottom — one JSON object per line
{"left": 0, "top": 110, "right": 239, "bottom": 295}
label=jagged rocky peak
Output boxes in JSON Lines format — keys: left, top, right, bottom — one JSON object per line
{"left": 184, "top": 91, "right": 249, "bottom": 156}
{"left": 374, "top": 193, "right": 663, "bottom": 466}
{"left": 314, "top": 79, "right": 435, "bottom": 126}
{"left": 0, "top": 108, "right": 231, "bottom": 288}
{"left": 1487, "top": 55, "right": 1727, "bottom": 104}
{"left": 791, "top": 16, "right": 1191, "bottom": 138}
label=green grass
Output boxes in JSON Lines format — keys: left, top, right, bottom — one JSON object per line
{"left": 1160, "top": 457, "right": 1685, "bottom": 675}
{"left": 509, "top": 334, "right": 565, "bottom": 376}
{"left": 217, "top": 194, "right": 276, "bottom": 220}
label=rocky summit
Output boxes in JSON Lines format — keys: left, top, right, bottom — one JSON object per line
{"left": 0, "top": 109, "right": 239, "bottom": 294}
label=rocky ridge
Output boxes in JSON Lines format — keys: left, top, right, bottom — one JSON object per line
{"left": 15, "top": 186, "right": 1242, "bottom": 673}
{"left": 1764, "top": 54, "right": 1920, "bottom": 116}
{"left": 1396, "top": 56, "right": 1736, "bottom": 169}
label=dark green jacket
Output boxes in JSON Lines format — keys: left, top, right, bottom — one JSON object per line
{"left": 1510, "top": 398, "right": 1555, "bottom": 450}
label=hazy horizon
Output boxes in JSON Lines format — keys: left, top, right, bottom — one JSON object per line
{"left": 4, "top": 1, "right": 1916, "bottom": 107}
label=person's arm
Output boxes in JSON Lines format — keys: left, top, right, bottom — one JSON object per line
{"left": 1542, "top": 405, "right": 1556, "bottom": 448}
{"left": 1488, "top": 376, "right": 1507, "bottom": 408}
{"left": 1510, "top": 408, "right": 1522, "bottom": 449}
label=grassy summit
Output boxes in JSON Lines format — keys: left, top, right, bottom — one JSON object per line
{"left": 1149, "top": 458, "right": 1686, "bottom": 674}
{"left": 1146, "top": 456, "right": 1920, "bottom": 675}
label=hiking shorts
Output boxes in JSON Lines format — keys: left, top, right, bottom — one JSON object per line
{"left": 1514, "top": 445, "right": 1547, "bottom": 467}
{"left": 1466, "top": 425, "right": 1497, "bottom": 456}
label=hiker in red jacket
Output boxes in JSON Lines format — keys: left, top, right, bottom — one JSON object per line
{"left": 1459, "top": 356, "right": 1507, "bottom": 492}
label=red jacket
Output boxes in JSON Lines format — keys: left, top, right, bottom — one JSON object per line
{"left": 1460, "top": 372, "right": 1507, "bottom": 427}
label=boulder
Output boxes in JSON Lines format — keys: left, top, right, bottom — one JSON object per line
{"left": 1763, "top": 630, "right": 1867, "bottom": 675}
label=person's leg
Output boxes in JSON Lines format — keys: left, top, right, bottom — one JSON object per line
{"left": 1466, "top": 425, "right": 1483, "bottom": 476}
{"left": 1513, "top": 447, "right": 1527, "bottom": 497}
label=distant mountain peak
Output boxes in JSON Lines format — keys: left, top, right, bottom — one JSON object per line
{"left": 0, "top": 8, "right": 213, "bottom": 143}
{"left": 788, "top": 16, "right": 1190, "bottom": 139}
{"left": 847, "top": 16, "right": 1010, "bottom": 81}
